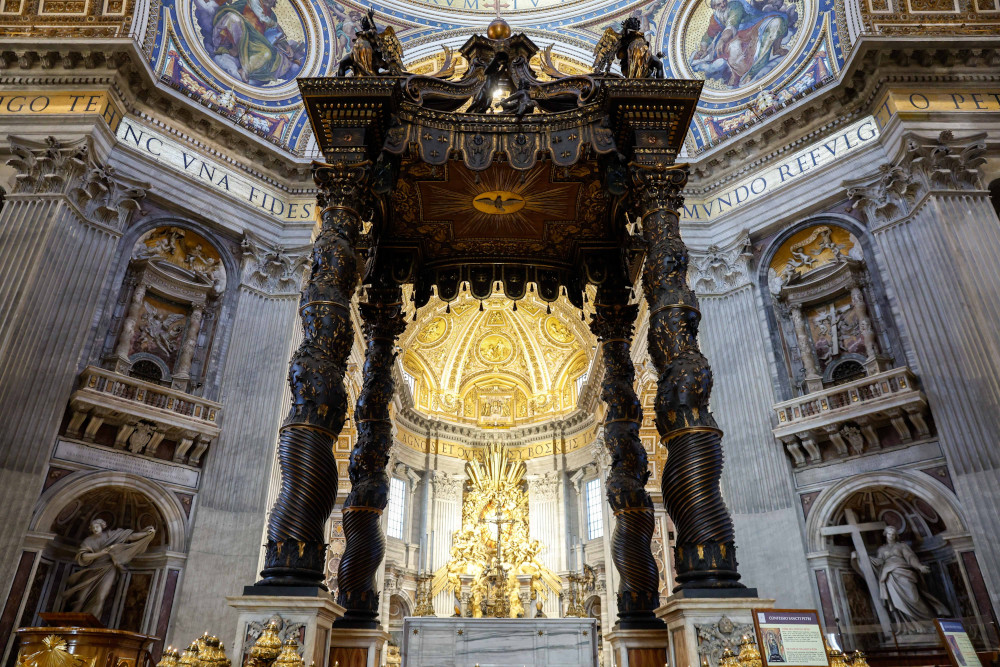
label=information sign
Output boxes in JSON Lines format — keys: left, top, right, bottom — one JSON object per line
{"left": 752, "top": 609, "right": 830, "bottom": 667}
{"left": 936, "top": 619, "right": 983, "bottom": 667}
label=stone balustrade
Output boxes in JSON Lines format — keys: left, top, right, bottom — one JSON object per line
{"left": 65, "top": 366, "right": 222, "bottom": 466}
{"left": 772, "top": 367, "right": 930, "bottom": 466}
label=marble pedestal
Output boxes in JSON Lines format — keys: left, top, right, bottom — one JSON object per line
{"left": 656, "top": 595, "right": 774, "bottom": 667}
{"left": 227, "top": 593, "right": 344, "bottom": 667}
{"left": 329, "top": 627, "right": 390, "bottom": 667}
{"left": 605, "top": 628, "right": 670, "bottom": 667}
{"left": 402, "top": 617, "right": 598, "bottom": 667}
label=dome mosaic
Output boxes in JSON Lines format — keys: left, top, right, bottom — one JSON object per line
{"left": 148, "top": 0, "right": 846, "bottom": 152}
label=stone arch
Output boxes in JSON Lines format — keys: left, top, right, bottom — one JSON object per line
{"left": 802, "top": 470, "right": 997, "bottom": 649}
{"left": 92, "top": 214, "right": 242, "bottom": 401}
{"left": 19, "top": 471, "right": 189, "bottom": 634}
{"left": 805, "top": 469, "right": 965, "bottom": 554}
{"left": 31, "top": 470, "right": 188, "bottom": 553}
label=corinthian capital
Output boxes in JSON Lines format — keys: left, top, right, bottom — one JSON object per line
{"left": 688, "top": 229, "right": 753, "bottom": 297}
{"left": 846, "top": 131, "right": 987, "bottom": 228}
{"left": 631, "top": 163, "right": 688, "bottom": 213}
{"left": 239, "top": 232, "right": 311, "bottom": 296}
{"left": 6, "top": 135, "right": 146, "bottom": 230}
{"left": 7, "top": 135, "right": 89, "bottom": 194}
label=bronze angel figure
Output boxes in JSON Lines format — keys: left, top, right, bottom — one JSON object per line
{"left": 592, "top": 16, "right": 665, "bottom": 79}
{"left": 337, "top": 7, "right": 406, "bottom": 76}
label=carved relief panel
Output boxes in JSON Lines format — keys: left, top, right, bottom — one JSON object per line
{"left": 106, "top": 226, "right": 227, "bottom": 392}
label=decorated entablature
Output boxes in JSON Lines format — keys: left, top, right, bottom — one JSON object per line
{"left": 298, "top": 13, "right": 700, "bottom": 317}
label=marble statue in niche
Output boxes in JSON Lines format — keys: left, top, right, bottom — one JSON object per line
{"left": 64, "top": 519, "right": 156, "bottom": 618}
{"left": 852, "top": 526, "right": 949, "bottom": 634}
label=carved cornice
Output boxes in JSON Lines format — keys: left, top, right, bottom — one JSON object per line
{"left": 845, "top": 130, "right": 987, "bottom": 229}
{"left": 6, "top": 134, "right": 146, "bottom": 231}
{"left": 688, "top": 230, "right": 753, "bottom": 297}
{"left": 239, "top": 232, "right": 311, "bottom": 297}
{"left": 0, "top": 39, "right": 316, "bottom": 183}
{"left": 685, "top": 38, "right": 1000, "bottom": 193}
{"left": 3, "top": 39, "right": 997, "bottom": 203}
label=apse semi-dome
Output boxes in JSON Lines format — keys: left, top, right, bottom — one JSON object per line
{"left": 401, "top": 292, "right": 593, "bottom": 428}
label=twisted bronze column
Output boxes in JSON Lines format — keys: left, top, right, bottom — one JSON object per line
{"left": 256, "top": 161, "right": 369, "bottom": 588}
{"left": 589, "top": 282, "right": 664, "bottom": 628}
{"left": 635, "top": 164, "right": 746, "bottom": 593}
{"left": 336, "top": 271, "right": 406, "bottom": 626}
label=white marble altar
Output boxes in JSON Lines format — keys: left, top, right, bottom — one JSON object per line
{"left": 402, "top": 617, "right": 598, "bottom": 667}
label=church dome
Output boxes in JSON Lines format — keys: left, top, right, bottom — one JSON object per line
{"left": 401, "top": 291, "right": 594, "bottom": 428}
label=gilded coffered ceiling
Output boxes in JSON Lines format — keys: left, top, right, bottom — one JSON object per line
{"left": 401, "top": 291, "right": 594, "bottom": 428}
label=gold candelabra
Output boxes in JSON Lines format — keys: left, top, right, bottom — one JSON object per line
{"left": 413, "top": 573, "right": 436, "bottom": 617}
{"left": 737, "top": 634, "right": 762, "bottom": 667}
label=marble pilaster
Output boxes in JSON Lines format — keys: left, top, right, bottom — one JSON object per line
{"left": 0, "top": 135, "right": 145, "bottom": 600}
{"left": 845, "top": 130, "right": 1000, "bottom": 611}
{"left": 688, "top": 232, "right": 814, "bottom": 608}
{"left": 168, "top": 235, "right": 308, "bottom": 647}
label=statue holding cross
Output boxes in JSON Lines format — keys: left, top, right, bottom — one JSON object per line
{"left": 824, "top": 509, "right": 949, "bottom": 638}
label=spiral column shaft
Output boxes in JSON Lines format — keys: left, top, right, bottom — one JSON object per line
{"left": 589, "top": 286, "right": 664, "bottom": 628}
{"left": 256, "top": 161, "right": 370, "bottom": 588}
{"left": 336, "top": 272, "right": 406, "bottom": 626}
{"left": 635, "top": 163, "right": 746, "bottom": 592}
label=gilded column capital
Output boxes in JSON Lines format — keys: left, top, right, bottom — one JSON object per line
{"left": 688, "top": 230, "right": 753, "bottom": 297}
{"left": 845, "top": 130, "right": 987, "bottom": 228}
{"left": 630, "top": 162, "right": 688, "bottom": 213}
{"left": 239, "top": 232, "right": 311, "bottom": 297}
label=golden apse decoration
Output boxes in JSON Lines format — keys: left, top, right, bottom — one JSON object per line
{"left": 432, "top": 443, "right": 561, "bottom": 618}
{"left": 401, "top": 291, "right": 590, "bottom": 430}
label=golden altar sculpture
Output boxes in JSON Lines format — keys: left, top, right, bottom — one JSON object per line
{"left": 431, "top": 443, "right": 561, "bottom": 618}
